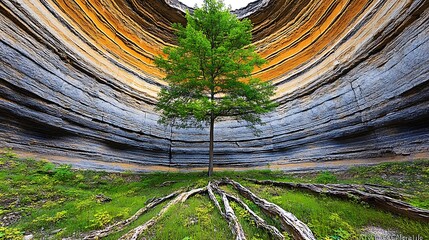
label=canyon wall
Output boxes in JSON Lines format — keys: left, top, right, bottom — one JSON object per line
{"left": 1, "top": 0, "right": 428, "bottom": 169}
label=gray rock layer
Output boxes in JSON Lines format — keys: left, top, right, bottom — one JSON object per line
{"left": 0, "top": 0, "right": 428, "bottom": 169}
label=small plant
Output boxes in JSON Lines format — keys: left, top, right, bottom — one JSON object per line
{"left": 41, "top": 162, "right": 56, "bottom": 173}
{"left": 195, "top": 204, "right": 214, "bottom": 226}
{"left": 92, "top": 174, "right": 101, "bottom": 182}
{"left": 40, "top": 162, "right": 74, "bottom": 180}
{"left": 315, "top": 171, "right": 338, "bottom": 184}
{"left": 230, "top": 201, "right": 252, "bottom": 223}
{"left": 0, "top": 209, "right": 9, "bottom": 216}
{"left": 283, "top": 232, "right": 291, "bottom": 240}
{"left": 75, "top": 173, "right": 85, "bottom": 182}
{"left": 324, "top": 213, "right": 357, "bottom": 239}
{"left": 2, "top": 148, "right": 17, "bottom": 159}
{"left": 32, "top": 210, "right": 68, "bottom": 227}
{"left": 0, "top": 227, "right": 23, "bottom": 240}
{"left": 250, "top": 234, "right": 264, "bottom": 240}
{"left": 423, "top": 167, "right": 429, "bottom": 175}
{"left": 54, "top": 164, "right": 74, "bottom": 181}
{"left": 75, "top": 199, "right": 93, "bottom": 211}
{"left": 89, "top": 211, "right": 113, "bottom": 229}
{"left": 42, "top": 199, "right": 65, "bottom": 209}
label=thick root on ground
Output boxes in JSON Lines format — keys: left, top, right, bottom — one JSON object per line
{"left": 357, "top": 183, "right": 410, "bottom": 199}
{"left": 211, "top": 182, "right": 285, "bottom": 240}
{"left": 210, "top": 182, "right": 247, "bottom": 240}
{"left": 207, "top": 182, "right": 224, "bottom": 216}
{"left": 221, "top": 179, "right": 316, "bottom": 240}
{"left": 82, "top": 190, "right": 182, "bottom": 239}
{"left": 221, "top": 189, "right": 247, "bottom": 240}
{"left": 245, "top": 179, "right": 429, "bottom": 222}
{"left": 81, "top": 179, "right": 327, "bottom": 240}
{"left": 119, "top": 187, "right": 207, "bottom": 240}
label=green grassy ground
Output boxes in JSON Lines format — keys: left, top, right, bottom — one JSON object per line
{"left": 0, "top": 148, "right": 428, "bottom": 239}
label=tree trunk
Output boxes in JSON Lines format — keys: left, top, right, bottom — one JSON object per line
{"left": 208, "top": 113, "right": 215, "bottom": 177}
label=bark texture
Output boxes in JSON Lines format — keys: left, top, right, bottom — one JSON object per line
{"left": 246, "top": 179, "right": 429, "bottom": 222}
{"left": 221, "top": 179, "right": 316, "bottom": 240}
{"left": 221, "top": 191, "right": 247, "bottom": 240}
{"left": 74, "top": 178, "right": 428, "bottom": 239}
{"left": 211, "top": 182, "right": 285, "bottom": 240}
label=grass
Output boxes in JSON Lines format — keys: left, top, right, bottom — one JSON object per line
{"left": 0, "top": 148, "right": 428, "bottom": 239}
{"left": 240, "top": 183, "right": 429, "bottom": 239}
{"left": 139, "top": 194, "right": 232, "bottom": 240}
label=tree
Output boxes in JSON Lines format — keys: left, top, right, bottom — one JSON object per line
{"left": 155, "top": 0, "right": 277, "bottom": 176}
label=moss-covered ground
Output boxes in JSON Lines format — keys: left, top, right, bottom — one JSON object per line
{"left": 0, "top": 148, "right": 428, "bottom": 239}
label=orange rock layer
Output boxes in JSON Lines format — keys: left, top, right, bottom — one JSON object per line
{"left": 3, "top": 0, "right": 402, "bottom": 94}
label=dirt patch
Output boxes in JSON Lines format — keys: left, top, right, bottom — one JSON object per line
{"left": 361, "top": 226, "right": 423, "bottom": 239}
{"left": 1, "top": 211, "right": 21, "bottom": 227}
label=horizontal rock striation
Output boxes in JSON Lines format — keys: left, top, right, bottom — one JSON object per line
{"left": 0, "top": 0, "right": 428, "bottom": 169}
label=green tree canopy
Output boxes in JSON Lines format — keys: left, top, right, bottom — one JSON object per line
{"left": 155, "top": 0, "right": 277, "bottom": 176}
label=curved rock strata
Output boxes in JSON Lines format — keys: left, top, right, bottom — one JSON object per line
{"left": 0, "top": 0, "right": 428, "bottom": 169}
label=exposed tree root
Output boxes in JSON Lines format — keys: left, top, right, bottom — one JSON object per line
{"left": 220, "top": 179, "right": 316, "bottom": 240}
{"left": 74, "top": 176, "right": 428, "bottom": 240}
{"left": 207, "top": 182, "right": 224, "bottom": 216}
{"left": 210, "top": 182, "right": 247, "bottom": 240}
{"left": 245, "top": 179, "right": 429, "bottom": 222}
{"left": 221, "top": 189, "right": 247, "bottom": 240}
{"left": 210, "top": 182, "right": 285, "bottom": 240}
{"left": 157, "top": 181, "right": 177, "bottom": 187}
{"left": 357, "top": 183, "right": 411, "bottom": 199}
{"left": 119, "top": 187, "right": 207, "bottom": 240}
{"left": 82, "top": 190, "right": 182, "bottom": 239}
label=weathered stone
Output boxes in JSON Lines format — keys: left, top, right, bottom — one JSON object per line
{"left": 0, "top": 0, "right": 428, "bottom": 170}
{"left": 23, "top": 234, "right": 34, "bottom": 240}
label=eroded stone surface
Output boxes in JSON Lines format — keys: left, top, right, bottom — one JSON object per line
{"left": 0, "top": 0, "right": 428, "bottom": 169}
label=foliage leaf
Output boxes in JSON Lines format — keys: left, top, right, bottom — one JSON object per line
{"left": 155, "top": 0, "right": 277, "bottom": 130}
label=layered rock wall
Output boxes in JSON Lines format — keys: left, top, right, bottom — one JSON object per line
{"left": 1, "top": 0, "right": 428, "bottom": 169}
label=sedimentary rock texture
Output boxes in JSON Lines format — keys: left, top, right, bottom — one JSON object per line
{"left": 1, "top": 0, "right": 428, "bottom": 169}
